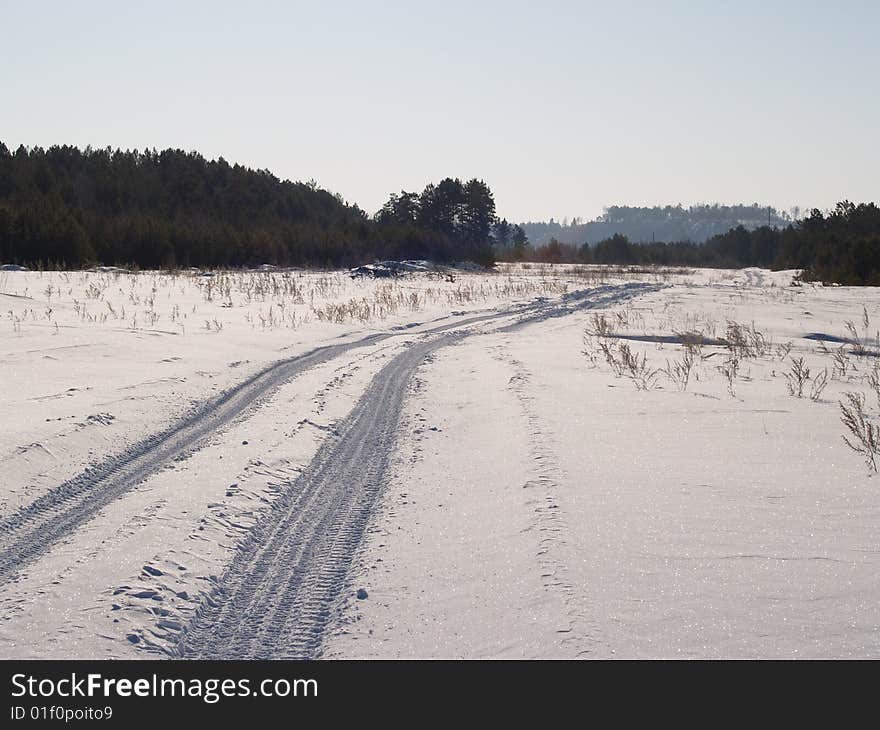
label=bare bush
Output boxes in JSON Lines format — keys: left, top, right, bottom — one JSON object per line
{"left": 719, "top": 356, "right": 739, "bottom": 397}
{"left": 663, "top": 349, "right": 696, "bottom": 391}
{"left": 784, "top": 357, "right": 811, "bottom": 398}
{"left": 845, "top": 320, "right": 865, "bottom": 356}
{"left": 775, "top": 341, "right": 792, "bottom": 361}
{"left": 831, "top": 346, "right": 851, "bottom": 379}
{"left": 809, "top": 367, "right": 829, "bottom": 401}
{"left": 868, "top": 362, "right": 880, "bottom": 409}
{"left": 840, "top": 391, "right": 880, "bottom": 472}
{"left": 586, "top": 313, "right": 612, "bottom": 338}
{"left": 596, "top": 338, "right": 624, "bottom": 376}
{"left": 674, "top": 331, "right": 707, "bottom": 357}
{"left": 618, "top": 343, "right": 659, "bottom": 390}
{"left": 724, "top": 321, "right": 770, "bottom": 359}
{"left": 581, "top": 331, "right": 597, "bottom": 366}
{"left": 845, "top": 306, "right": 877, "bottom": 357}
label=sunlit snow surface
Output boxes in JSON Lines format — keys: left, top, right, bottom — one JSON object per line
{"left": 1, "top": 265, "right": 878, "bottom": 658}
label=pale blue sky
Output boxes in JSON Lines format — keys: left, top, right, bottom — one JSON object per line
{"left": 2, "top": 1, "right": 877, "bottom": 220}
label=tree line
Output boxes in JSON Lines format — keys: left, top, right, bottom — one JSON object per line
{"left": 375, "top": 178, "right": 526, "bottom": 266}
{"left": 2, "top": 143, "right": 878, "bottom": 284}
{"left": 0, "top": 143, "right": 505, "bottom": 269}
{"left": 511, "top": 201, "right": 880, "bottom": 285}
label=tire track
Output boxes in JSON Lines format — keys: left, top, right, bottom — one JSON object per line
{"left": 176, "top": 334, "right": 451, "bottom": 658}
{"left": 0, "top": 310, "right": 510, "bottom": 584}
{"left": 175, "top": 282, "right": 658, "bottom": 658}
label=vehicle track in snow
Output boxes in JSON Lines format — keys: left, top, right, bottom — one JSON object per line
{"left": 175, "top": 282, "right": 658, "bottom": 658}
{"left": 0, "top": 312, "right": 509, "bottom": 584}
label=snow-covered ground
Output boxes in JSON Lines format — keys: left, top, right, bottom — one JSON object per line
{"left": 2, "top": 265, "right": 879, "bottom": 658}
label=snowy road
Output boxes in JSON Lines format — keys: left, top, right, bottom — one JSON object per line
{"left": 0, "top": 333, "right": 392, "bottom": 583}
{"left": 0, "top": 304, "right": 565, "bottom": 584}
{"left": 177, "top": 332, "right": 460, "bottom": 658}
{"left": 176, "top": 284, "right": 656, "bottom": 658}
{"left": 0, "top": 280, "right": 656, "bottom": 658}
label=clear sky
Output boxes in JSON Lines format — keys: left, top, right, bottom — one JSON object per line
{"left": 2, "top": 1, "right": 877, "bottom": 221}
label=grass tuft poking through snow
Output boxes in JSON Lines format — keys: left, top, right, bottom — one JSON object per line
{"left": 840, "top": 392, "right": 880, "bottom": 472}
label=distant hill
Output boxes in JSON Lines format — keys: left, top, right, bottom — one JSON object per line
{"left": 521, "top": 204, "right": 796, "bottom": 246}
{"left": 522, "top": 201, "right": 880, "bottom": 287}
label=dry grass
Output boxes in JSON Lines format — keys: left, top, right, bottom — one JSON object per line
{"left": 2, "top": 266, "right": 595, "bottom": 336}
{"left": 840, "top": 392, "right": 880, "bottom": 472}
